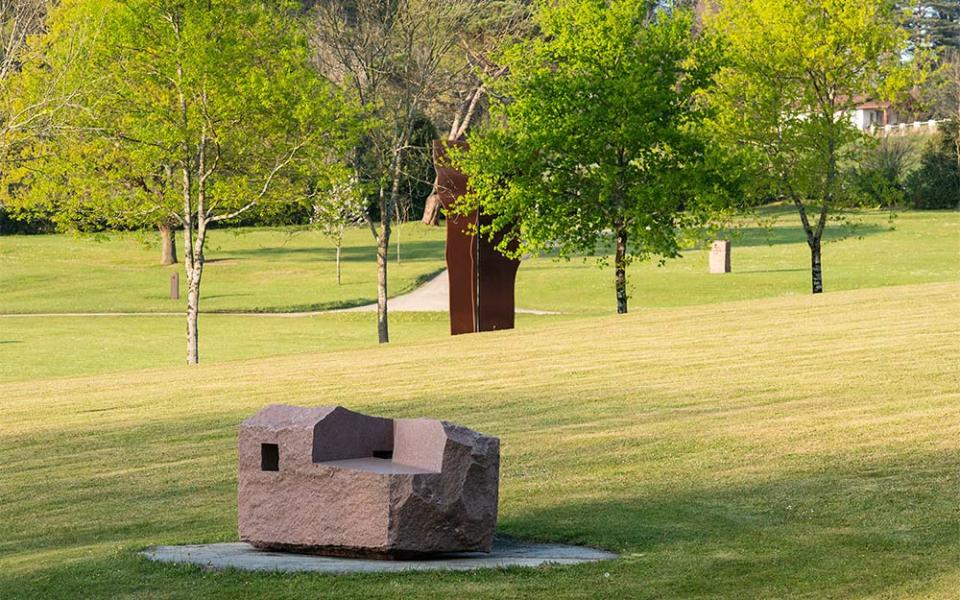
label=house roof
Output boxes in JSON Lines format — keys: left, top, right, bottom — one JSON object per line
{"left": 855, "top": 100, "right": 893, "bottom": 110}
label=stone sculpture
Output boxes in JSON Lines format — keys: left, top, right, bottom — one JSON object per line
{"left": 432, "top": 140, "right": 521, "bottom": 335}
{"left": 237, "top": 404, "right": 500, "bottom": 558}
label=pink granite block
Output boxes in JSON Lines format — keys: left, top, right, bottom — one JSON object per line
{"left": 238, "top": 405, "right": 499, "bottom": 558}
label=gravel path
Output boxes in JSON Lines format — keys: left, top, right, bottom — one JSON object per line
{"left": 336, "top": 270, "right": 555, "bottom": 315}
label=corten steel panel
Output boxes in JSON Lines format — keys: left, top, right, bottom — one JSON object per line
{"left": 434, "top": 140, "right": 477, "bottom": 335}
{"left": 477, "top": 212, "right": 520, "bottom": 332}
{"left": 433, "top": 141, "right": 520, "bottom": 335}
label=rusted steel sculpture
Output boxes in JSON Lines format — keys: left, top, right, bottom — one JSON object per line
{"left": 433, "top": 140, "right": 521, "bottom": 335}
{"left": 238, "top": 405, "right": 500, "bottom": 558}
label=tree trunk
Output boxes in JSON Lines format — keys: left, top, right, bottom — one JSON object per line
{"left": 376, "top": 229, "right": 389, "bottom": 343}
{"left": 615, "top": 225, "right": 628, "bottom": 314}
{"left": 790, "top": 194, "right": 827, "bottom": 296}
{"left": 954, "top": 135, "right": 959, "bottom": 211}
{"left": 376, "top": 143, "right": 404, "bottom": 344}
{"left": 159, "top": 223, "right": 177, "bottom": 265}
{"left": 183, "top": 221, "right": 205, "bottom": 364}
{"left": 422, "top": 192, "right": 441, "bottom": 226}
{"left": 336, "top": 243, "right": 342, "bottom": 285}
{"left": 186, "top": 269, "right": 201, "bottom": 364}
{"left": 809, "top": 236, "right": 823, "bottom": 294}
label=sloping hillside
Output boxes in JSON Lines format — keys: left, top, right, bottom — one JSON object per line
{"left": 2, "top": 282, "right": 958, "bottom": 598}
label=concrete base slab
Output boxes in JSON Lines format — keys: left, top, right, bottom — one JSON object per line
{"left": 141, "top": 537, "right": 616, "bottom": 574}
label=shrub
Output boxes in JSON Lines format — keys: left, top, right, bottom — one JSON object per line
{"left": 906, "top": 120, "right": 960, "bottom": 210}
{"left": 846, "top": 137, "right": 916, "bottom": 208}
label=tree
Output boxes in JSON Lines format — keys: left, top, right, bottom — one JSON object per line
{"left": 310, "top": 177, "right": 366, "bottom": 285}
{"left": 455, "top": 0, "right": 721, "bottom": 314}
{"left": 907, "top": 119, "right": 960, "bottom": 208}
{"left": 705, "top": 0, "right": 915, "bottom": 294}
{"left": 0, "top": 0, "right": 51, "bottom": 151}
{"left": 13, "top": 0, "right": 354, "bottom": 363}
{"left": 902, "top": 2, "right": 960, "bottom": 52}
{"left": 5, "top": 128, "right": 185, "bottom": 264}
{"left": 419, "top": 0, "right": 533, "bottom": 226}
{"left": 0, "top": 0, "right": 84, "bottom": 230}
{"left": 926, "top": 50, "right": 960, "bottom": 206}
{"left": 310, "top": 0, "right": 477, "bottom": 343}
{"left": 846, "top": 137, "right": 915, "bottom": 208}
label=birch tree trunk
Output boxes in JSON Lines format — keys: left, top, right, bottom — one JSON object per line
{"left": 791, "top": 193, "right": 828, "bottom": 295}
{"left": 809, "top": 235, "right": 823, "bottom": 294}
{"left": 421, "top": 193, "right": 442, "bottom": 226}
{"left": 335, "top": 242, "right": 342, "bottom": 285}
{"left": 615, "top": 224, "right": 628, "bottom": 314}
{"left": 376, "top": 146, "right": 404, "bottom": 344}
{"left": 159, "top": 222, "right": 177, "bottom": 265}
{"left": 376, "top": 223, "right": 389, "bottom": 343}
{"left": 184, "top": 219, "right": 207, "bottom": 364}
{"left": 181, "top": 222, "right": 200, "bottom": 364}
{"left": 186, "top": 263, "right": 202, "bottom": 363}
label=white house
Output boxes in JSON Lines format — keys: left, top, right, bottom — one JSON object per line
{"left": 849, "top": 99, "right": 901, "bottom": 131}
{"left": 846, "top": 98, "right": 941, "bottom": 137}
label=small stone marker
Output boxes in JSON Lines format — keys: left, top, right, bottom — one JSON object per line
{"left": 170, "top": 272, "right": 179, "bottom": 300}
{"left": 709, "top": 240, "right": 731, "bottom": 274}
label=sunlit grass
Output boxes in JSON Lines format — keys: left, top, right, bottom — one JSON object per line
{"left": 1, "top": 282, "right": 958, "bottom": 598}
{"left": 0, "top": 222, "right": 446, "bottom": 313}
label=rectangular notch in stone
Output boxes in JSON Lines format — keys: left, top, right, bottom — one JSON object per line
{"left": 261, "top": 443, "right": 279, "bottom": 472}
{"left": 372, "top": 450, "right": 393, "bottom": 459}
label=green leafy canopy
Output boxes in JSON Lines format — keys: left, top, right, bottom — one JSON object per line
{"left": 5, "top": 0, "right": 359, "bottom": 230}
{"left": 455, "top": 0, "right": 726, "bottom": 267}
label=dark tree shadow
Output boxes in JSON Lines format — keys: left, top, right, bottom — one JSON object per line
{"left": 724, "top": 222, "right": 888, "bottom": 248}
{"left": 734, "top": 268, "right": 806, "bottom": 274}
{"left": 534, "top": 222, "right": 889, "bottom": 260}
{"left": 500, "top": 451, "right": 960, "bottom": 598}
{"left": 5, "top": 413, "right": 955, "bottom": 599}
{"left": 201, "top": 293, "right": 253, "bottom": 301}
{"left": 223, "top": 240, "right": 446, "bottom": 263}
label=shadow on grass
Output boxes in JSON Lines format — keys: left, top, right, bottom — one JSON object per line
{"left": 202, "top": 267, "right": 448, "bottom": 314}
{"left": 203, "top": 293, "right": 254, "bottom": 301}
{"left": 223, "top": 240, "right": 446, "bottom": 263}
{"left": 728, "top": 221, "right": 888, "bottom": 248}
{"left": 735, "top": 268, "right": 806, "bottom": 275}
{"left": 541, "top": 222, "right": 889, "bottom": 261}
{"left": 3, "top": 405, "right": 957, "bottom": 600}
{"left": 500, "top": 451, "right": 960, "bottom": 598}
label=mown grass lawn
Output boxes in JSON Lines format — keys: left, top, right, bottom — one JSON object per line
{"left": 517, "top": 208, "right": 960, "bottom": 314}
{"left": 1, "top": 282, "right": 958, "bottom": 599}
{"left": 1, "top": 208, "right": 958, "bottom": 598}
{"left": 1, "top": 209, "right": 957, "bottom": 383}
{"left": 0, "top": 312, "right": 567, "bottom": 382}
{"left": 1, "top": 209, "right": 957, "bottom": 316}
{"left": 0, "top": 223, "right": 447, "bottom": 313}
